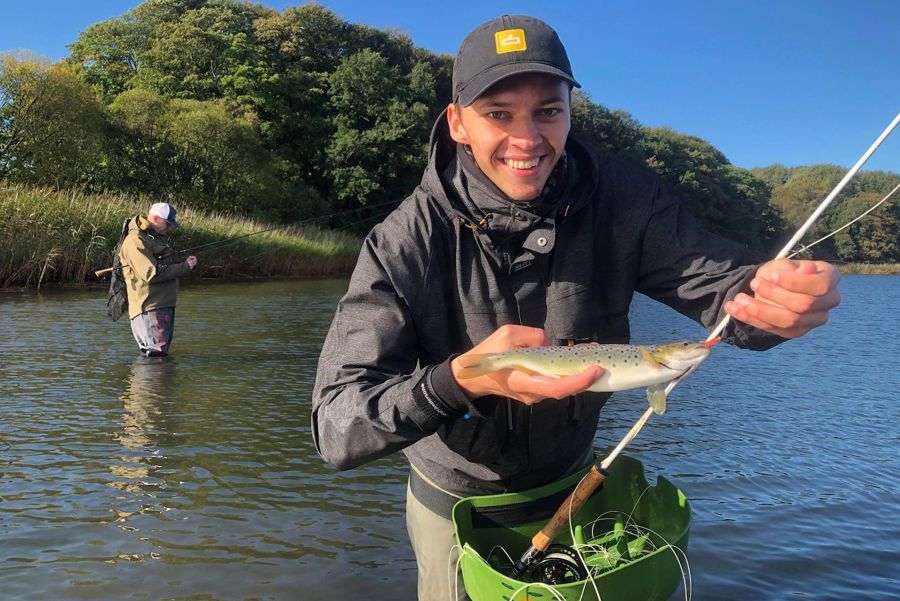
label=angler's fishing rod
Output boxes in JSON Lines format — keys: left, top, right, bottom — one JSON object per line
{"left": 174, "top": 197, "right": 401, "bottom": 256}
{"left": 94, "top": 197, "right": 402, "bottom": 277}
{"left": 509, "top": 109, "right": 900, "bottom": 581}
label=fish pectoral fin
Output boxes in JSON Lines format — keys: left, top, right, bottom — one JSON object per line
{"left": 455, "top": 355, "right": 541, "bottom": 379}
{"left": 455, "top": 354, "right": 492, "bottom": 379}
{"left": 646, "top": 384, "right": 667, "bottom": 415}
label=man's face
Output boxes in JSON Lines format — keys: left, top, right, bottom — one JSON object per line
{"left": 447, "top": 74, "right": 571, "bottom": 201}
{"left": 149, "top": 216, "right": 173, "bottom": 236}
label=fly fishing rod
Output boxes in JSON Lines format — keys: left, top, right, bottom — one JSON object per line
{"left": 93, "top": 198, "right": 402, "bottom": 277}
{"left": 509, "top": 109, "right": 900, "bottom": 582}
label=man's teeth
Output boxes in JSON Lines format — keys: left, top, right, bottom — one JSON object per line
{"left": 505, "top": 157, "right": 540, "bottom": 169}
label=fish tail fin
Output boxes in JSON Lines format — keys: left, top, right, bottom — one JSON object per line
{"left": 646, "top": 384, "right": 667, "bottom": 415}
{"left": 455, "top": 354, "right": 494, "bottom": 379}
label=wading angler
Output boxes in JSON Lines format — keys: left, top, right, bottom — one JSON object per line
{"left": 117, "top": 202, "right": 198, "bottom": 357}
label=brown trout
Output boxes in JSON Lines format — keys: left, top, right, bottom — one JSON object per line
{"left": 455, "top": 339, "right": 719, "bottom": 415}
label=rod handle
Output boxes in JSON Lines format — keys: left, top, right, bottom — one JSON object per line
{"left": 531, "top": 465, "right": 608, "bottom": 551}
{"left": 95, "top": 267, "right": 113, "bottom": 277}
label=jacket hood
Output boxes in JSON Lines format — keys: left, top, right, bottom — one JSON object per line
{"left": 420, "top": 108, "right": 601, "bottom": 236}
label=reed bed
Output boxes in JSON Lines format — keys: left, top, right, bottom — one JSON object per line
{"left": 0, "top": 183, "right": 362, "bottom": 288}
{"left": 838, "top": 263, "right": 900, "bottom": 275}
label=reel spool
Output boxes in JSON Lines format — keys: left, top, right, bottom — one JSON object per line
{"left": 528, "top": 544, "right": 587, "bottom": 585}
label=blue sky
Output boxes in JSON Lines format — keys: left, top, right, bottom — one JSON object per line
{"left": 2, "top": 0, "right": 898, "bottom": 173}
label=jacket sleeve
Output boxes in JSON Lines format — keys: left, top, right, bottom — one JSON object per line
{"left": 636, "top": 179, "right": 785, "bottom": 350}
{"left": 121, "top": 235, "right": 190, "bottom": 283}
{"left": 311, "top": 234, "right": 474, "bottom": 471}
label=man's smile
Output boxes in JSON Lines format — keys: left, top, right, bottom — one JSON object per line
{"left": 502, "top": 157, "right": 542, "bottom": 170}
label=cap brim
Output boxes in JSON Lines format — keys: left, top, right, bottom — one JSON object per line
{"left": 457, "top": 63, "right": 581, "bottom": 106}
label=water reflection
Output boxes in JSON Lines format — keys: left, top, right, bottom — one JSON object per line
{"left": 109, "top": 356, "right": 174, "bottom": 496}
{"left": 1, "top": 277, "right": 896, "bottom": 600}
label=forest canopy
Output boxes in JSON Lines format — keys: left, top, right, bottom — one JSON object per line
{"left": 1, "top": 0, "right": 897, "bottom": 262}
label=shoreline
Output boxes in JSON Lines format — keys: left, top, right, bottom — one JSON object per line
{"left": 1, "top": 264, "right": 894, "bottom": 294}
{"left": 0, "top": 183, "right": 362, "bottom": 289}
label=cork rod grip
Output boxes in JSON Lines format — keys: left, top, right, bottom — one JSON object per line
{"left": 531, "top": 465, "right": 607, "bottom": 551}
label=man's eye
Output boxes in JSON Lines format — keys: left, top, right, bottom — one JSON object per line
{"left": 541, "top": 108, "right": 561, "bottom": 117}
{"left": 487, "top": 111, "right": 507, "bottom": 120}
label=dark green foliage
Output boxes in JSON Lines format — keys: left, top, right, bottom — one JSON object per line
{"left": 571, "top": 90, "right": 644, "bottom": 164}
{"left": 753, "top": 165, "right": 900, "bottom": 262}
{"left": 1, "top": 0, "right": 896, "bottom": 260}
{"left": 637, "top": 127, "right": 784, "bottom": 255}
{"left": 0, "top": 57, "right": 107, "bottom": 187}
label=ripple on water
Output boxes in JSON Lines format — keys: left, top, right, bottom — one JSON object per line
{"left": 1, "top": 277, "right": 898, "bottom": 599}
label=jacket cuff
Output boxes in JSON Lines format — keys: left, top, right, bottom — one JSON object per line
{"left": 411, "top": 358, "right": 483, "bottom": 422}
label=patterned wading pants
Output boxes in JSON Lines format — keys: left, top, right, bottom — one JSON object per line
{"left": 129, "top": 308, "right": 176, "bottom": 356}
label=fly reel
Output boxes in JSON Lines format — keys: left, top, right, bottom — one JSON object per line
{"left": 527, "top": 544, "right": 587, "bottom": 585}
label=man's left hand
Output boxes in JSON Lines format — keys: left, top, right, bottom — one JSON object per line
{"left": 724, "top": 258, "right": 841, "bottom": 339}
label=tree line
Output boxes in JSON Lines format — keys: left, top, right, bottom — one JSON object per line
{"left": 1, "top": 0, "right": 897, "bottom": 262}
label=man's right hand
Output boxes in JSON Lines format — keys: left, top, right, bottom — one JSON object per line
{"left": 186, "top": 256, "right": 198, "bottom": 269}
{"left": 450, "top": 324, "right": 602, "bottom": 405}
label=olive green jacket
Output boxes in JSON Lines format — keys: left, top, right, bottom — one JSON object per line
{"left": 119, "top": 216, "right": 191, "bottom": 320}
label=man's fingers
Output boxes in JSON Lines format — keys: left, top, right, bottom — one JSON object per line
{"left": 725, "top": 295, "right": 829, "bottom": 338}
{"left": 750, "top": 278, "right": 820, "bottom": 314}
{"left": 478, "top": 324, "right": 550, "bottom": 354}
{"left": 756, "top": 259, "right": 841, "bottom": 297}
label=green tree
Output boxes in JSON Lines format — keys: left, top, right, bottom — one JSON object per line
{"left": 570, "top": 90, "right": 644, "bottom": 165}
{"left": 163, "top": 98, "right": 275, "bottom": 214}
{"left": 831, "top": 191, "right": 899, "bottom": 262}
{"left": 0, "top": 56, "right": 106, "bottom": 187}
{"left": 67, "top": 17, "right": 148, "bottom": 101}
{"left": 638, "top": 127, "right": 782, "bottom": 254}
{"left": 105, "top": 88, "right": 177, "bottom": 196}
{"left": 132, "top": 3, "right": 275, "bottom": 105}
{"left": 326, "top": 49, "right": 431, "bottom": 211}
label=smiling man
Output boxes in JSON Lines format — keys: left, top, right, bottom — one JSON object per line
{"left": 312, "top": 15, "right": 840, "bottom": 600}
{"left": 447, "top": 73, "right": 571, "bottom": 201}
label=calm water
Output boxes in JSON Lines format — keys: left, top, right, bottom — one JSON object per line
{"left": 1, "top": 275, "right": 898, "bottom": 600}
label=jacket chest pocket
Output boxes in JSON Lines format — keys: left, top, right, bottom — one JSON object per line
{"left": 543, "top": 284, "right": 629, "bottom": 425}
{"left": 545, "top": 284, "right": 631, "bottom": 345}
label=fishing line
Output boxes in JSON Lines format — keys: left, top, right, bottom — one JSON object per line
{"left": 787, "top": 180, "right": 900, "bottom": 259}
{"left": 184, "top": 204, "right": 401, "bottom": 270}
{"left": 708, "top": 111, "right": 900, "bottom": 341}
{"left": 96, "top": 198, "right": 402, "bottom": 276}
{"left": 600, "top": 115, "right": 900, "bottom": 497}
{"left": 507, "top": 110, "right": 900, "bottom": 584}
{"left": 175, "top": 197, "right": 402, "bottom": 255}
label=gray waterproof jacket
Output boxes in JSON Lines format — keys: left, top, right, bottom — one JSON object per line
{"left": 312, "top": 113, "right": 782, "bottom": 502}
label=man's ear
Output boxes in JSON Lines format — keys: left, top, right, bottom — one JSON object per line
{"left": 447, "top": 103, "right": 469, "bottom": 145}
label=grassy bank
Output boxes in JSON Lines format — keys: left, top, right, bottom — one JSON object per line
{"left": 0, "top": 183, "right": 362, "bottom": 289}
{"left": 838, "top": 263, "right": 900, "bottom": 275}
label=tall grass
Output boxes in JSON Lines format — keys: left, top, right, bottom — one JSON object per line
{"left": 0, "top": 183, "right": 362, "bottom": 288}
{"left": 838, "top": 263, "right": 900, "bottom": 275}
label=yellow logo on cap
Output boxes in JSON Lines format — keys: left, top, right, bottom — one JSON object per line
{"left": 495, "top": 29, "right": 527, "bottom": 54}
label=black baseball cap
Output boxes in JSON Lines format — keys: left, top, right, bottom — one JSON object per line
{"left": 452, "top": 15, "right": 580, "bottom": 106}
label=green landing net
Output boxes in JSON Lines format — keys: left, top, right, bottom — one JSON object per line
{"left": 452, "top": 455, "right": 691, "bottom": 601}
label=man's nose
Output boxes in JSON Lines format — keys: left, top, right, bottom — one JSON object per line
{"left": 508, "top": 118, "right": 542, "bottom": 148}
